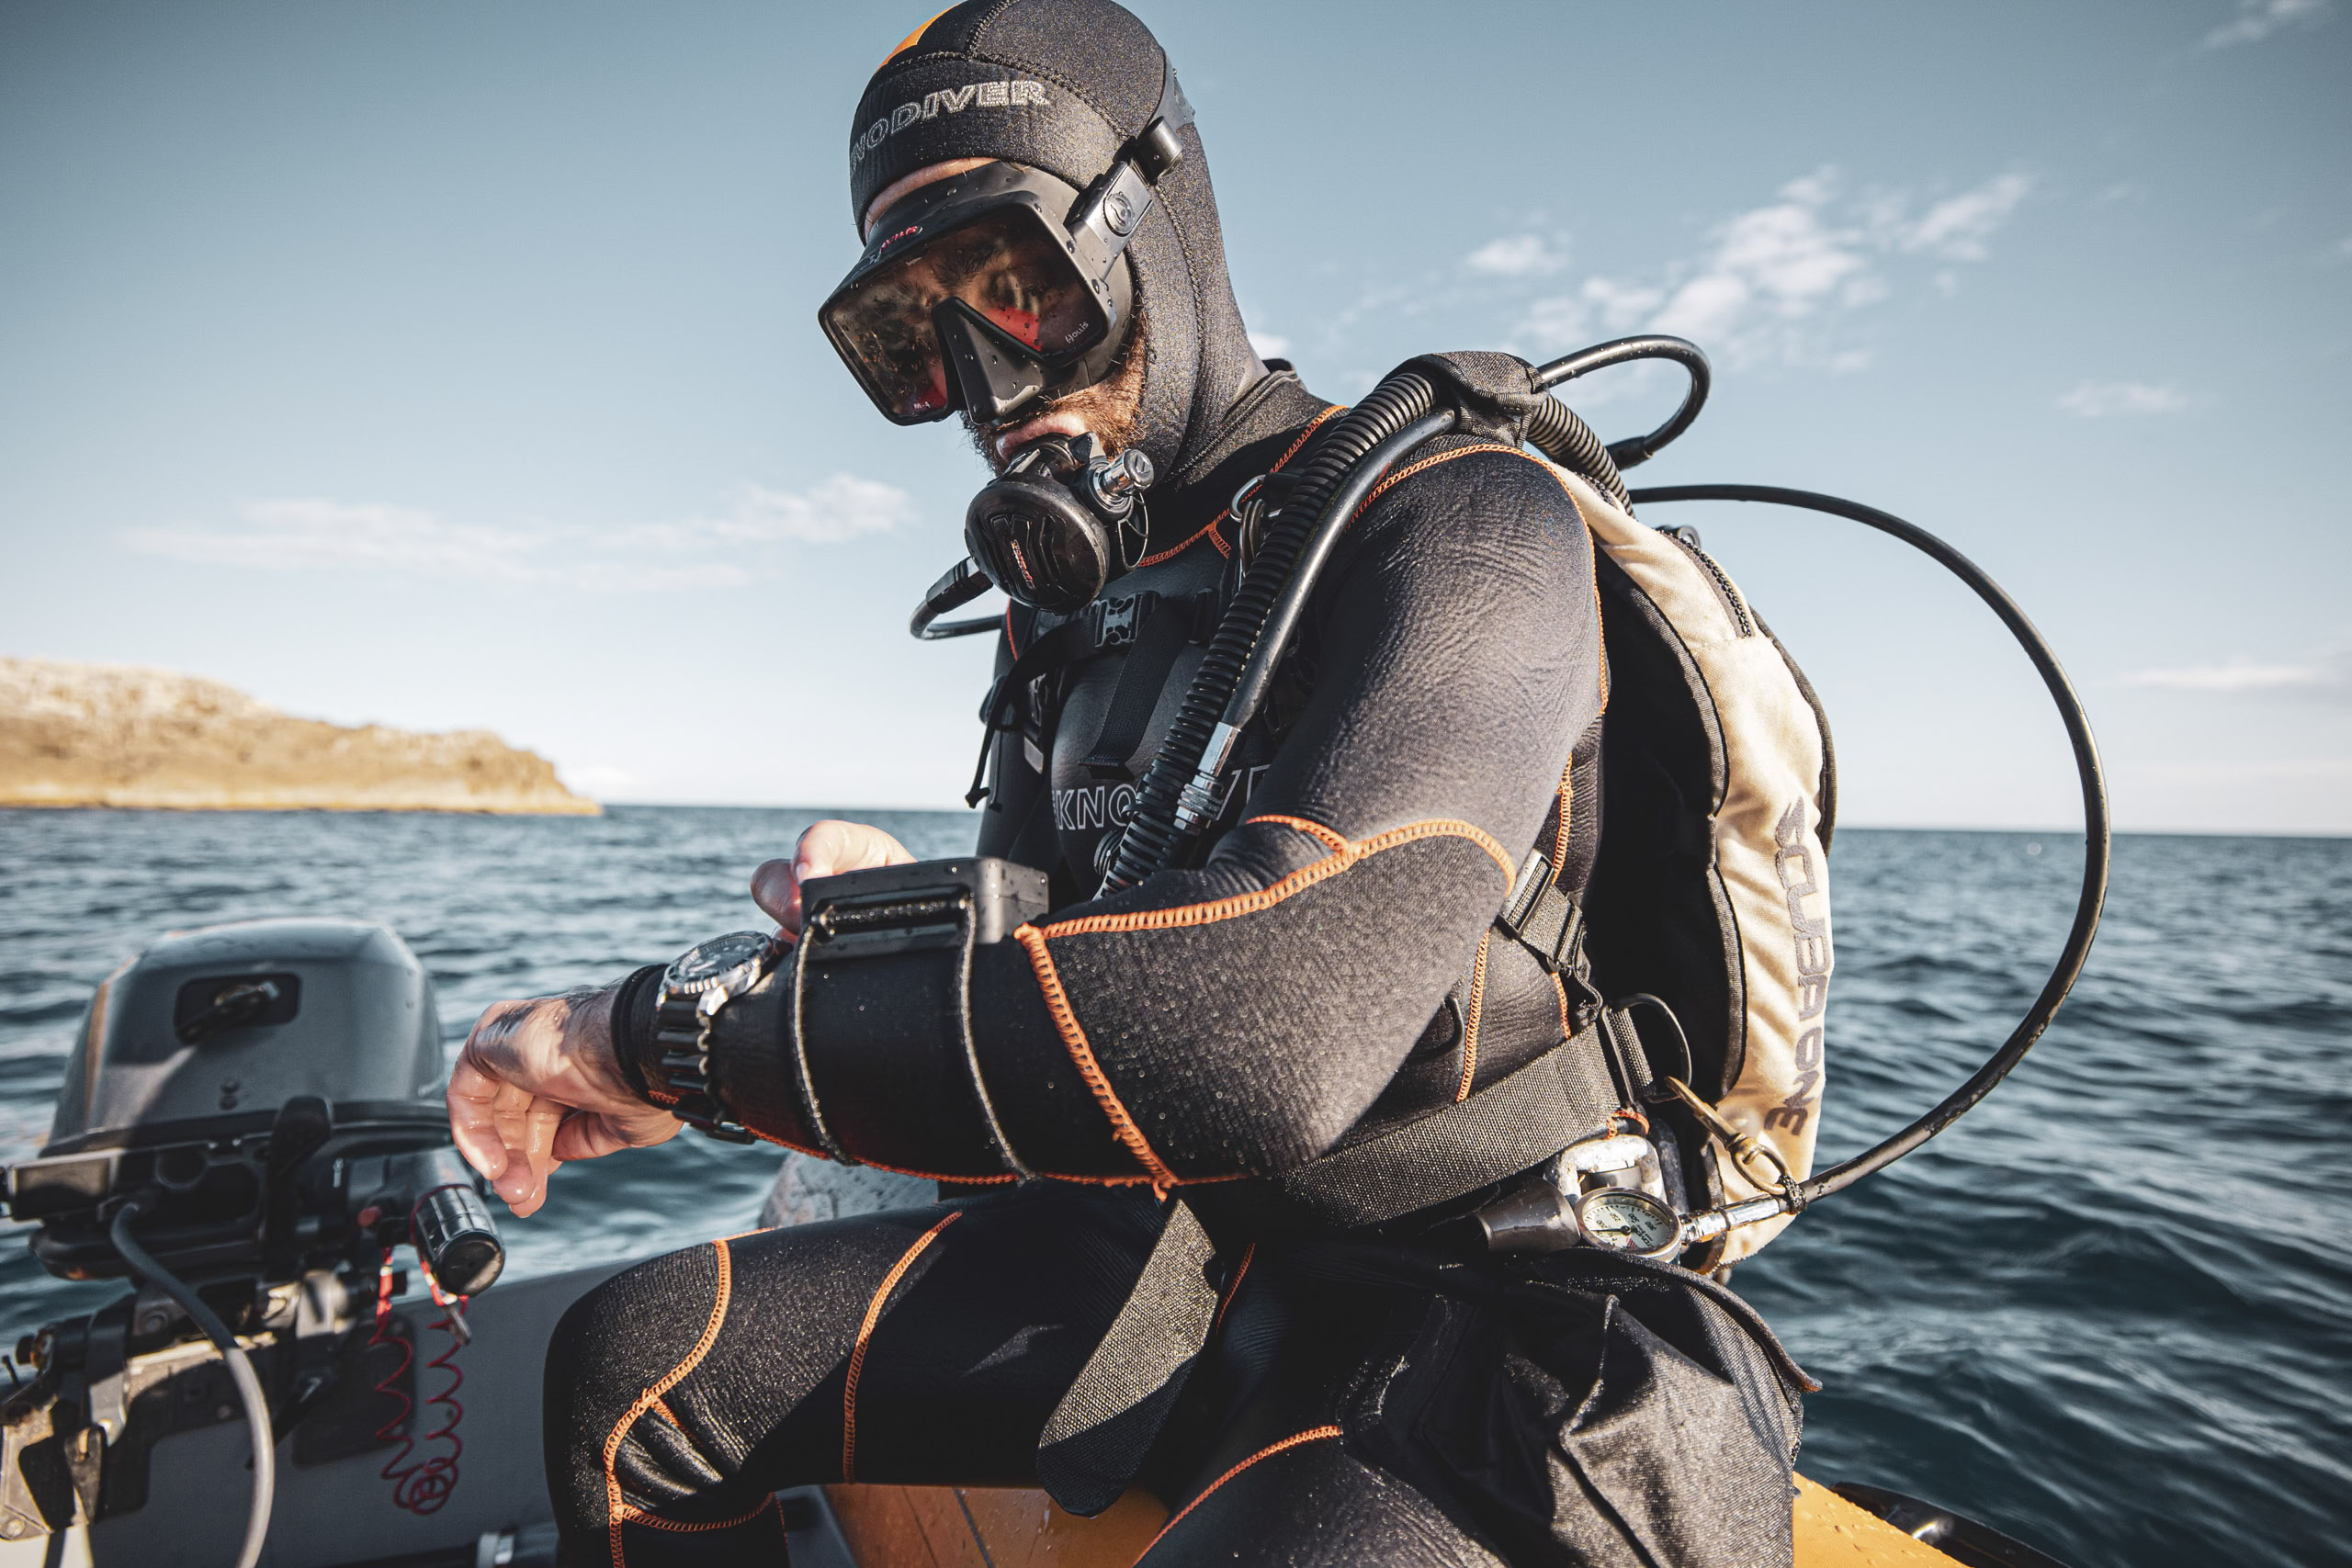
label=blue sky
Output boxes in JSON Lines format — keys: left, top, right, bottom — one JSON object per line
{"left": 3, "top": 0, "right": 2346, "bottom": 832}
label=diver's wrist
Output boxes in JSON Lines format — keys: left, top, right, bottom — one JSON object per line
{"left": 606, "top": 964, "right": 667, "bottom": 1103}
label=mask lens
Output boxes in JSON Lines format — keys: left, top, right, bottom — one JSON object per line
{"left": 822, "top": 206, "right": 1105, "bottom": 423}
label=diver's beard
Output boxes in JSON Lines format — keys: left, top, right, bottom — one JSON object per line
{"left": 964, "top": 315, "right": 1149, "bottom": 471}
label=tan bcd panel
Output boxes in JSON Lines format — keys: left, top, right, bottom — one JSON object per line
{"left": 1548, "top": 464, "right": 1835, "bottom": 1264}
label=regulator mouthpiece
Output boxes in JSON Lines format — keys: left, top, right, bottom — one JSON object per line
{"left": 964, "top": 433, "right": 1154, "bottom": 615}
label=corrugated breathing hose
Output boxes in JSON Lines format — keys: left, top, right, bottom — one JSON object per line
{"left": 1100, "top": 369, "right": 1448, "bottom": 892}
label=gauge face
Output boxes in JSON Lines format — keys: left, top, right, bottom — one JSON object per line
{"left": 667, "top": 931, "right": 774, "bottom": 989}
{"left": 1576, "top": 1188, "right": 1681, "bottom": 1257}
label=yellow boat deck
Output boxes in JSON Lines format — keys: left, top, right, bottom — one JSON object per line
{"left": 820, "top": 1474, "right": 1959, "bottom": 1565}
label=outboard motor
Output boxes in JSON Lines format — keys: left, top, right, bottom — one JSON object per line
{"left": 0, "top": 919, "right": 502, "bottom": 1555}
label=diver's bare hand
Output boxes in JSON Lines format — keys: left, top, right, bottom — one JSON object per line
{"left": 751, "top": 819, "right": 917, "bottom": 934}
{"left": 447, "top": 985, "right": 680, "bottom": 1218}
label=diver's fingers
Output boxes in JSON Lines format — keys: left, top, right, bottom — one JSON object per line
{"left": 765, "top": 820, "right": 918, "bottom": 931}
{"left": 752, "top": 857, "right": 797, "bottom": 929}
{"left": 446, "top": 1059, "right": 512, "bottom": 1181}
{"left": 796, "top": 819, "right": 917, "bottom": 880}
{"left": 488, "top": 1077, "right": 537, "bottom": 1156}
{"left": 506, "top": 1155, "right": 560, "bottom": 1219}
{"left": 552, "top": 1107, "right": 684, "bottom": 1163}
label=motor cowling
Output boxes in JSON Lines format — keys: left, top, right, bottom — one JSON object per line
{"left": 6, "top": 917, "right": 498, "bottom": 1300}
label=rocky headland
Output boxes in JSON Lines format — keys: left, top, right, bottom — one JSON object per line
{"left": 0, "top": 658, "right": 598, "bottom": 815}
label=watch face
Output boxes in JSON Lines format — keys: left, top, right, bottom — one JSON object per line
{"left": 1576, "top": 1188, "right": 1681, "bottom": 1258}
{"left": 665, "top": 931, "right": 775, "bottom": 993}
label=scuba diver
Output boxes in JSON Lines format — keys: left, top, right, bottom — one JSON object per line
{"left": 449, "top": 3, "right": 1817, "bottom": 1562}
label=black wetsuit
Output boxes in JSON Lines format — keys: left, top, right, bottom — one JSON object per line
{"left": 543, "top": 5, "right": 1804, "bottom": 1562}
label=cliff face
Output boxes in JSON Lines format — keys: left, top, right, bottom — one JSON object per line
{"left": 0, "top": 659, "right": 599, "bottom": 815}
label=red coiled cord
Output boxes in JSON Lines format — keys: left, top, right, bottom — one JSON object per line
{"left": 368, "top": 1248, "right": 467, "bottom": 1515}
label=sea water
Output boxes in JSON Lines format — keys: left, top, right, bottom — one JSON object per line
{"left": 2, "top": 807, "right": 2346, "bottom": 1567}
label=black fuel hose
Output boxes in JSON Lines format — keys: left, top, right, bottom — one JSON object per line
{"left": 1629, "top": 484, "right": 2110, "bottom": 1202}
{"left": 110, "top": 1200, "right": 275, "bottom": 1568}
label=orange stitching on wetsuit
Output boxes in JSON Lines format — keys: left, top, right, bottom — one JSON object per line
{"left": 842, "top": 1211, "right": 965, "bottom": 1483}
{"left": 1003, "top": 601, "right": 1019, "bottom": 657}
{"left": 1368, "top": 440, "right": 1609, "bottom": 713}
{"left": 744, "top": 1124, "right": 1020, "bottom": 1187}
{"left": 1133, "top": 403, "right": 1344, "bottom": 568}
{"left": 1214, "top": 1242, "right": 1256, "bottom": 1333}
{"left": 1348, "top": 442, "right": 1524, "bottom": 524}
{"left": 1136, "top": 517, "right": 1228, "bottom": 570}
{"left": 619, "top": 1494, "right": 785, "bottom": 1536}
{"left": 1012, "top": 928, "right": 1181, "bottom": 1188}
{"left": 649, "top": 1396, "right": 683, "bottom": 1429}
{"left": 1250, "top": 812, "right": 1351, "bottom": 854}
{"left": 1551, "top": 970, "right": 1574, "bottom": 1042}
{"left": 1034, "top": 818, "right": 1512, "bottom": 940}
{"left": 1455, "top": 929, "right": 1491, "bottom": 1104}
{"left": 603, "top": 1239, "right": 733, "bottom": 1565}
{"left": 1140, "top": 1426, "right": 1346, "bottom": 1554}
{"left": 1550, "top": 761, "right": 1575, "bottom": 882}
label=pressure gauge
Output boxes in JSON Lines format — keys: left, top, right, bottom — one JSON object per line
{"left": 1575, "top": 1187, "right": 1682, "bottom": 1258}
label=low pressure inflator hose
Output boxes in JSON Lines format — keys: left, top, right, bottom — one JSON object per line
{"left": 109, "top": 1201, "right": 276, "bottom": 1568}
{"left": 1631, "top": 484, "right": 2111, "bottom": 1236}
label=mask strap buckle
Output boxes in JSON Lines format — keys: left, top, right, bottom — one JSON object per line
{"left": 1070, "top": 59, "right": 1195, "bottom": 276}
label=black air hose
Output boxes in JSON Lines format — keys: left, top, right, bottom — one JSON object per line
{"left": 1523, "top": 395, "right": 1631, "bottom": 511}
{"left": 1535, "top": 334, "right": 1711, "bottom": 471}
{"left": 1101, "top": 370, "right": 1443, "bottom": 891}
{"left": 1631, "top": 484, "right": 2109, "bottom": 1205}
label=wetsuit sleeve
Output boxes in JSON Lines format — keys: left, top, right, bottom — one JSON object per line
{"left": 684, "top": 446, "right": 1602, "bottom": 1184}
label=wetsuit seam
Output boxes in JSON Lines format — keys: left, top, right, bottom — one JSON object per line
{"left": 1550, "top": 761, "right": 1575, "bottom": 880}
{"left": 744, "top": 1124, "right": 1022, "bottom": 1187}
{"left": 617, "top": 1495, "right": 784, "bottom": 1537}
{"left": 1141, "top": 1425, "right": 1345, "bottom": 1554}
{"left": 842, "top": 1211, "right": 966, "bottom": 1482}
{"left": 1213, "top": 1241, "right": 1256, "bottom": 1333}
{"left": 603, "top": 1239, "right": 734, "bottom": 1563}
{"left": 1456, "top": 929, "right": 1491, "bottom": 1104}
{"left": 1031, "top": 818, "right": 1512, "bottom": 938}
{"left": 1135, "top": 402, "right": 1344, "bottom": 569}
{"left": 1011, "top": 927, "right": 1181, "bottom": 1188}
{"left": 1347, "top": 441, "right": 1527, "bottom": 525}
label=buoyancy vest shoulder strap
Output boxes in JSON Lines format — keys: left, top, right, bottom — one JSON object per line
{"left": 969, "top": 589, "right": 1221, "bottom": 805}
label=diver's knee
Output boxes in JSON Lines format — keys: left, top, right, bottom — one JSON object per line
{"left": 541, "top": 1246, "right": 732, "bottom": 1506}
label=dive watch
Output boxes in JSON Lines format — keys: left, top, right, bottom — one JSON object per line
{"left": 652, "top": 931, "right": 777, "bottom": 1145}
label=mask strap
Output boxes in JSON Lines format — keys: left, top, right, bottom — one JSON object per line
{"left": 1069, "top": 58, "right": 1195, "bottom": 280}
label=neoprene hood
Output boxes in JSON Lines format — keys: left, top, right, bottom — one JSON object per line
{"left": 848, "top": 0, "right": 1265, "bottom": 479}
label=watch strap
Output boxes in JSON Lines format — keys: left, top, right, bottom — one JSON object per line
{"left": 608, "top": 964, "right": 667, "bottom": 1100}
{"left": 653, "top": 974, "right": 762, "bottom": 1145}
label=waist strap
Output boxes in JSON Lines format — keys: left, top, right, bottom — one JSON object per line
{"left": 1247, "top": 1023, "right": 1621, "bottom": 1232}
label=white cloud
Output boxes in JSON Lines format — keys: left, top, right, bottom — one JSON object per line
{"left": 1511, "top": 168, "right": 2032, "bottom": 374}
{"left": 1465, "top": 234, "right": 1570, "bottom": 277}
{"left": 2125, "top": 653, "right": 2345, "bottom": 696}
{"left": 2201, "top": 0, "right": 2331, "bottom": 48}
{"left": 128, "top": 474, "right": 914, "bottom": 592}
{"left": 1247, "top": 329, "right": 1291, "bottom": 359}
{"left": 2056, "top": 380, "right": 2194, "bottom": 417}
{"left": 1896, "top": 173, "right": 2035, "bottom": 261}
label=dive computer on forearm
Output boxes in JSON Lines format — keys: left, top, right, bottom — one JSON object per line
{"left": 650, "top": 931, "right": 780, "bottom": 1144}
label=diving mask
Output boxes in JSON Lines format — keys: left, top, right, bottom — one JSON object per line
{"left": 820, "top": 59, "right": 1194, "bottom": 426}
